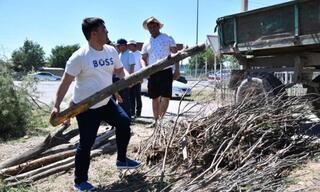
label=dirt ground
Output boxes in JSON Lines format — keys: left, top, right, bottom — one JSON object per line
{"left": 0, "top": 121, "right": 155, "bottom": 192}
{"left": 1, "top": 119, "right": 320, "bottom": 191}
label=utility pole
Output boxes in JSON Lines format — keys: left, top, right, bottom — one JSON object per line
{"left": 195, "top": 0, "right": 199, "bottom": 78}
{"left": 241, "top": 0, "right": 248, "bottom": 12}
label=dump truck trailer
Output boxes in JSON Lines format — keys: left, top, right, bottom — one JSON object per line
{"left": 216, "top": 0, "right": 320, "bottom": 113}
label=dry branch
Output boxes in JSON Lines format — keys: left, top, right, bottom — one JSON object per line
{"left": 139, "top": 92, "right": 320, "bottom": 191}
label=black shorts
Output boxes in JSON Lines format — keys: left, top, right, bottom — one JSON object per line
{"left": 148, "top": 68, "right": 173, "bottom": 99}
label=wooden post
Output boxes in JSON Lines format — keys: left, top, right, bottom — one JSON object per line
{"left": 49, "top": 44, "right": 206, "bottom": 126}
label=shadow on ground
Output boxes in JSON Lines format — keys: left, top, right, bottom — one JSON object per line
{"left": 97, "top": 172, "right": 171, "bottom": 192}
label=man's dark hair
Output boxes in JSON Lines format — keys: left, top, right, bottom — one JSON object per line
{"left": 82, "top": 17, "right": 105, "bottom": 40}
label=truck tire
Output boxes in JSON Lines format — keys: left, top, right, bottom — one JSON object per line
{"left": 307, "top": 75, "right": 320, "bottom": 117}
{"left": 235, "top": 73, "right": 285, "bottom": 103}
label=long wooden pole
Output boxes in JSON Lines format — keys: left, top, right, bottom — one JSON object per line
{"left": 49, "top": 44, "right": 206, "bottom": 126}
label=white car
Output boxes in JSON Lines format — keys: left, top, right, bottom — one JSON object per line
{"left": 141, "top": 78, "right": 192, "bottom": 98}
{"left": 28, "top": 72, "right": 61, "bottom": 81}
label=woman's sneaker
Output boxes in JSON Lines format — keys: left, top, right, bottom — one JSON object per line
{"left": 116, "top": 158, "right": 141, "bottom": 169}
{"left": 74, "top": 181, "right": 96, "bottom": 191}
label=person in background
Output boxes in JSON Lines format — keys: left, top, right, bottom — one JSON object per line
{"left": 140, "top": 16, "right": 180, "bottom": 127}
{"left": 115, "top": 38, "right": 135, "bottom": 120}
{"left": 128, "top": 40, "right": 143, "bottom": 118}
{"left": 50, "top": 17, "right": 141, "bottom": 192}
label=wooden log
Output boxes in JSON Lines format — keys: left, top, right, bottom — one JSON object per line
{"left": 0, "top": 124, "right": 72, "bottom": 169}
{"left": 40, "top": 143, "right": 76, "bottom": 157}
{"left": 0, "top": 149, "right": 75, "bottom": 177}
{"left": 49, "top": 44, "right": 206, "bottom": 126}
{"left": 40, "top": 128, "right": 114, "bottom": 156}
{"left": 92, "top": 128, "right": 115, "bottom": 149}
{"left": 4, "top": 155, "right": 75, "bottom": 183}
{"left": 6, "top": 140, "right": 116, "bottom": 186}
{"left": 0, "top": 129, "right": 115, "bottom": 177}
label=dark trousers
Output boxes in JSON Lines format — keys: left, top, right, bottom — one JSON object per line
{"left": 74, "top": 99, "right": 131, "bottom": 184}
{"left": 119, "top": 88, "right": 131, "bottom": 119}
{"left": 130, "top": 83, "right": 142, "bottom": 117}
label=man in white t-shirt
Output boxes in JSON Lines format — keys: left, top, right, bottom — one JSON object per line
{"left": 128, "top": 40, "right": 143, "bottom": 117}
{"left": 50, "top": 17, "right": 141, "bottom": 192}
{"left": 141, "top": 16, "right": 180, "bottom": 127}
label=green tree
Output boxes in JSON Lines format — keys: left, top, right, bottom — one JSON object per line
{"left": 0, "top": 58, "right": 49, "bottom": 140}
{"left": 189, "top": 47, "right": 217, "bottom": 71}
{"left": 0, "top": 59, "right": 31, "bottom": 139}
{"left": 189, "top": 46, "right": 239, "bottom": 71}
{"left": 48, "top": 44, "right": 80, "bottom": 68}
{"left": 11, "top": 40, "right": 46, "bottom": 73}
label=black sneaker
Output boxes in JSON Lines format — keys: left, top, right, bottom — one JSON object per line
{"left": 116, "top": 158, "right": 141, "bottom": 169}
{"left": 74, "top": 181, "right": 96, "bottom": 191}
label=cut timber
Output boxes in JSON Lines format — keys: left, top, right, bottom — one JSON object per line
{"left": 6, "top": 140, "right": 116, "bottom": 186}
{"left": 0, "top": 129, "right": 115, "bottom": 177}
{"left": 0, "top": 124, "right": 73, "bottom": 169}
{"left": 0, "top": 149, "right": 75, "bottom": 177}
{"left": 49, "top": 44, "right": 206, "bottom": 126}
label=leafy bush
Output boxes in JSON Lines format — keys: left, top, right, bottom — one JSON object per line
{"left": 0, "top": 59, "right": 49, "bottom": 140}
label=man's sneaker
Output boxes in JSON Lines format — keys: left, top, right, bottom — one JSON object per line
{"left": 74, "top": 181, "right": 96, "bottom": 192}
{"left": 116, "top": 158, "right": 141, "bottom": 169}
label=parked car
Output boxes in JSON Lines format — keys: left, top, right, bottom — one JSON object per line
{"left": 177, "top": 76, "right": 188, "bottom": 84}
{"left": 28, "top": 72, "right": 61, "bottom": 81}
{"left": 208, "top": 70, "right": 231, "bottom": 88}
{"left": 141, "top": 76, "right": 192, "bottom": 98}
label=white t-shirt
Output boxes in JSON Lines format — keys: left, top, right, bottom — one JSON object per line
{"left": 141, "top": 33, "right": 176, "bottom": 69}
{"left": 119, "top": 49, "right": 135, "bottom": 73}
{"left": 65, "top": 44, "right": 122, "bottom": 109}
{"left": 132, "top": 50, "right": 142, "bottom": 72}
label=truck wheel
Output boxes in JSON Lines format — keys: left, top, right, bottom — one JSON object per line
{"left": 307, "top": 75, "right": 320, "bottom": 117}
{"left": 235, "top": 73, "right": 285, "bottom": 104}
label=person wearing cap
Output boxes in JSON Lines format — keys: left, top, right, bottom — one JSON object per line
{"left": 128, "top": 40, "right": 143, "bottom": 118}
{"left": 141, "top": 16, "right": 180, "bottom": 127}
{"left": 115, "top": 38, "right": 135, "bottom": 119}
{"left": 50, "top": 17, "right": 141, "bottom": 192}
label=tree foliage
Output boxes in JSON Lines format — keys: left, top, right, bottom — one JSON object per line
{"left": 188, "top": 46, "right": 239, "bottom": 71}
{"left": 47, "top": 44, "right": 80, "bottom": 68}
{"left": 0, "top": 59, "right": 30, "bottom": 139}
{"left": 11, "top": 40, "right": 46, "bottom": 73}
{"left": 0, "top": 59, "right": 48, "bottom": 140}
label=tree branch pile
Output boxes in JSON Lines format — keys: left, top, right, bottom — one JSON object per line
{"left": 0, "top": 125, "right": 116, "bottom": 187}
{"left": 139, "top": 94, "right": 320, "bottom": 191}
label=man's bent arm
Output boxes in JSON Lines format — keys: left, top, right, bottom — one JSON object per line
{"left": 53, "top": 73, "right": 75, "bottom": 109}
{"left": 141, "top": 54, "right": 148, "bottom": 68}
{"left": 170, "top": 47, "right": 180, "bottom": 80}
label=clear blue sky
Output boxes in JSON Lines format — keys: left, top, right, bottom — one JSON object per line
{"left": 0, "top": 0, "right": 290, "bottom": 58}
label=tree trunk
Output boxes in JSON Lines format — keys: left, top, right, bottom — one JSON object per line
{"left": 6, "top": 140, "right": 116, "bottom": 186}
{"left": 0, "top": 129, "right": 115, "bottom": 177}
{"left": 0, "top": 149, "right": 76, "bottom": 177}
{"left": 0, "top": 124, "right": 73, "bottom": 169}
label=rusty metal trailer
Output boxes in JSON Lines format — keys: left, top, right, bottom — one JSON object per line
{"left": 216, "top": 0, "right": 320, "bottom": 113}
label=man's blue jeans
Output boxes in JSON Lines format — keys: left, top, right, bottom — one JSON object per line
{"left": 74, "top": 99, "right": 131, "bottom": 184}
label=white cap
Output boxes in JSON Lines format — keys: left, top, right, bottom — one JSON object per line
{"left": 127, "top": 40, "right": 137, "bottom": 45}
